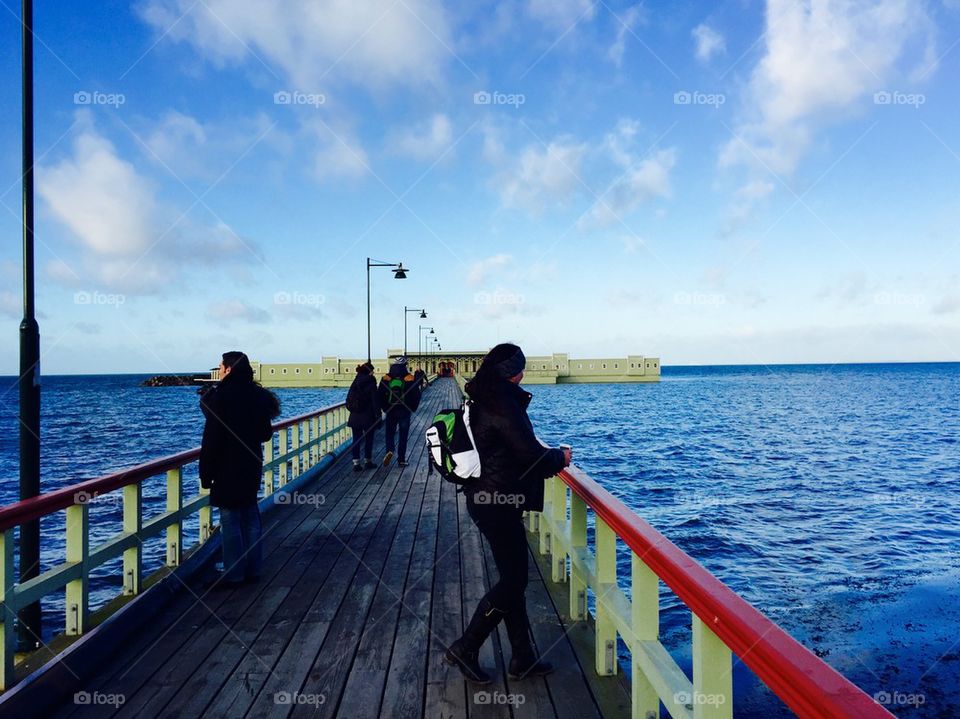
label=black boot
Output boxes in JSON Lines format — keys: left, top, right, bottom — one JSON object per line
{"left": 504, "top": 603, "right": 554, "bottom": 679}
{"left": 445, "top": 598, "right": 505, "bottom": 683}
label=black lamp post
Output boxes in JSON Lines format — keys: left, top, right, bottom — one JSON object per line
{"left": 418, "top": 325, "right": 434, "bottom": 359}
{"left": 366, "top": 258, "right": 407, "bottom": 363}
{"left": 18, "top": 0, "right": 42, "bottom": 651}
{"left": 404, "top": 307, "right": 426, "bottom": 356}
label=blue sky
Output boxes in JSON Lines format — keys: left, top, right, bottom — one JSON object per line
{"left": 0, "top": 0, "right": 958, "bottom": 373}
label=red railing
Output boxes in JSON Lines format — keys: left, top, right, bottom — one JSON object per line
{"left": 553, "top": 465, "right": 894, "bottom": 718}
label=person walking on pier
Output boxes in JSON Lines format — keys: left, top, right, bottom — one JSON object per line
{"left": 378, "top": 356, "right": 421, "bottom": 467}
{"left": 347, "top": 362, "right": 380, "bottom": 471}
{"left": 445, "top": 343, "right": 572, "bottom": 683}
{"left": 200, "top": 351, "right": 281, "bottom": 587}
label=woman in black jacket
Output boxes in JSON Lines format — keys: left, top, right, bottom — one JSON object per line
{"left": 444, "top": 343, "right": 572, "bottom": 683}
{"left": 200, "top": 351, "right": 281, "bottom": 586}
{"left": 347, "top": 362, "right": 380, "bottom": 471}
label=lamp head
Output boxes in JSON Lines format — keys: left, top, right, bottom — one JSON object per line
{"left": 393, "top": 263, "right": 408, "bottom": 279}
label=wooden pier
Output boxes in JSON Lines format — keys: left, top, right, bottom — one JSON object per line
{"left": 39, "top": 377, "right": 629, "bottom": 718}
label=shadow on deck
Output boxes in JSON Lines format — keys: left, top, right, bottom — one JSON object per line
{"left": 23, "top": 378, "right": 629, "bottom": 719}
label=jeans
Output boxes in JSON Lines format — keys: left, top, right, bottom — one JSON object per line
{"left": 219, "top": 502, "right": 262, "bottom": 582}
{"left": 351, "top": 424, "right": 375, "bottom": 461}
{"left": 466, "top": 500, "right": 528, "bottom": 613}
{"left": 384, "top": 410, "right": 411, "bottom": 461}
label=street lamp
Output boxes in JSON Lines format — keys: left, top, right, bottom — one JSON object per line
{"left": 418, "top": 325, "right": 434, "bottom": 359}
{"left": 366, "top": 257, "right": 407, "bottom": 363}
{"left": 404, "top": 306, "right": 427, "bottom": 355}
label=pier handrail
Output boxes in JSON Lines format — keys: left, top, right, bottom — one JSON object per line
{"left": 532, "top": 466, "right": 894, "bottom": 719}
{"left": 0, "top": 398, "right": 354, "bottom": 691}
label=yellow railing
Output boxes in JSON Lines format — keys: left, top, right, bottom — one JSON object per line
{"left": 0, "top": 401, "right": 351, "bottom": 691}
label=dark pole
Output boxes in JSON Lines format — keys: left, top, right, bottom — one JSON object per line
{"left": 403, "top": 305, "right": 407, "bottom": 356}
{"left": 366, "top": 258, "right": 371, "bottom": 363}
{"left": 18, "top": 0, "right": 42, "bottom": 651}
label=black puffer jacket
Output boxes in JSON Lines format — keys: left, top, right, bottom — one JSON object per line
{"left": 465, "top": 379, "right": 566, "bottom": 512}
{"left": 199, "top": 378, "right": 277, "bottom": 508}
{"left": 347, "top": 372, "right": 380, "bottom": 429}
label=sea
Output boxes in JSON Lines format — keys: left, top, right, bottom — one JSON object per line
{"left": 1, "top": 363, "right": 957, "bottom": 717}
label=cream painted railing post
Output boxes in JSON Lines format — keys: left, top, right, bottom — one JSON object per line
{"left": 339, "top": 407, "right": 348, "bottom": 447}
{"left": 538, "top": 476, "right": 552, "bottom": 556}
{"left": 319, "top": 413, "right": 327, "bottom": 455}
{"left": 569, "top": 493, "right": 588, "bottom": 621}
{"left": 122, "top": 483, "right": 142, "bottom": 596}
{"left": 310, "top": 416, "right": 320, "bottom": 465}
{"left": 632, "top": 552, "right": 660, "bottom": 718}
{"left": 302, "top": 420, "right": 311, "bottom": 470}
{"left": 278, "top": 428, "right": 289, "bottom": 488}
{"left": 263, "top": 437, "right": 275, "bottom": 496}
{"left": 550, "top": 477, "right": 567, "bottom": 583}
{"left": 693, "top": 615, "right": 733, "bottom": 719}
{"left": 291, "top": 422, "right": 301, "bottom": 478}
{"left": 166, "top": 468, "right": 182, "bottom": 567}
{"left": 595, "top": 516, "right": 618, "bottom": 676}
{"left": 1, "top": 528, "right": 15, "bottom": 690}
{"left": 199, "top": 474, "right": 212, "bottom": 543}
{"left": 65, "top": 502, "right": 89, "bottom": 635}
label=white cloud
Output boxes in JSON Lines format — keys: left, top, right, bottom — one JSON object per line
{"left": 692, "top": 23, "right": 725, "bottom": 63}
{"left": 579, "top": 148, "right": 676, "bottom": 230}
{"left": 143, "top": 110, "right": 277, "bottom": 180}
{"left": 500, "top": 139, "right": 587, "bottom": 213}
{"left": 527, "top": 0, "right": 596, "bottom": 29}
{"left": 608, "top": 6, "right": 645, "bottom": 67}
{"left": 720, "top": 0, "right": 933, "bottom": 178}
{"left": 208, "top": 299, "right": 270, "bottom": 324}
{"left": 136, "top": 0, "right": 451, "bottom": 92}
{"left": 0, "top": 291, "right": 18, "bottom": 318}
{"left": 932, "top": 294, "right": 960, "bottom": 315}
{"left": 467, "top": 254, "right": 513, "bottom": 287}
{"left": 307, "top": 120, "right": 370, "bottom": 182}
{"left": 38, "top": 114, "right": 260, "bottom": 292}
{"left": 388, "top": 114, "right": 454, "bottom": 161}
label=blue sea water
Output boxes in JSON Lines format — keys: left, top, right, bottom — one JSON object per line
{"left": 0, "top": 364, "right": 958, "bottom": 716}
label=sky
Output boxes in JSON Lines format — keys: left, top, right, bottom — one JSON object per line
{"left": 0, "top": 0, "right": 958, "bottom": 374}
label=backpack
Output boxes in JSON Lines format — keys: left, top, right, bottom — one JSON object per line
{"left": 387, "top": 375, "right": 406, "bottom": 407}
{"left": 425, "top": 401, "right": 481, "bottom": 484}
{"left": 346, "top": 382, "right": 362, "bottom": 413}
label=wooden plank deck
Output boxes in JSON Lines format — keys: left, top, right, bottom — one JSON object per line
{"left": 43, "top": 377, "right": 630, "bottom": 719}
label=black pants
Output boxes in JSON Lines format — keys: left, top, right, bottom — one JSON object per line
{"left": 384, "top": 410, "right": 411, "bottom": 461}
{"left": 350, "top": 424, "right": 375, "bottom": 461}
{"left": 467, "top": 500, "right": 528, "bottom": 612}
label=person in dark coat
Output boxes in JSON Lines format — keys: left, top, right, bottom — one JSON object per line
{"left": 444, "top": 343, "right": 572, "bottom": 683}
{"left": 200, "top": 351, "right": 280, "bottom": 586}
{"left": 377, "top": 357, "right": 421, "bottom": 467}
{"left": 346, "top": 362, "right": 380, "bottom": 471}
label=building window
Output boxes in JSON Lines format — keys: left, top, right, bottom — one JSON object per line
{"left": 295, "top": 368, "right": 300, "bottom": 374}
{"left": 614, "top": 363, "right": 618, "bottom": 369}
{"left": 631, "top": 363, "right": 635, "bottom": 368}
{"left": 602, "top": 363, "right": 606, "bottom": 369}
{"left": 270, "top": 368, "right": 275, "bottom": 375}
{"left": 282, "top": 369, "right": 287, "bottom": 374}
{"left": 589, "top": 364, "right": 594, "bottom": 369}
{"left": 307, "top": 368, "right": 312, "bottom": 374}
